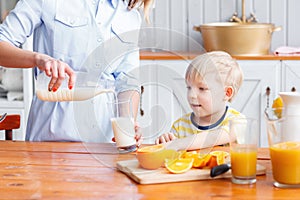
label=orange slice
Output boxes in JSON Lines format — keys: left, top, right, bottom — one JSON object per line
{"left": 182, "top": 151, "right": 212, "bottom": 168}
{"left": 209, "top": 151, "right": 230, "bottom": 166}
{"left": 165, "top": 158, "right": 194, "bottom": 174}
{"left": 193, "top": 154, "right": 212, "bottom": 168}
{"left": 177, "top": 150, "right": 187, "bottom": 158}
{"left": 182, "top": 151, "right": 198, "bottom": 159}
{"left": 272, "top": 97, "right": 283, "bottom": 118}
{"left": 182, "top": 151, "right": 200, "bottom": 163}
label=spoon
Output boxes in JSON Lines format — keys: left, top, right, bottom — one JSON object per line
{"left": 0, "top": 113, "right": 7, "bottom": 123}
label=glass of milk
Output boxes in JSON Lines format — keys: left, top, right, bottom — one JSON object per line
{"left": 110, "top": 99, "right": 137, "bottom": 153}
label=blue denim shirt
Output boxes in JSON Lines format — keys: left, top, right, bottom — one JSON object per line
{"left": 0, "top": 0, "right": 141, "bottom": 142}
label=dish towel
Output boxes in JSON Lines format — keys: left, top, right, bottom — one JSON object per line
{"left": 274, "top": 46, "right": 300, "bottom": 56}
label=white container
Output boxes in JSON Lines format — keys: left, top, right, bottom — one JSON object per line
{"left": 36, "top": 72, "right": 115, "bottom": 102}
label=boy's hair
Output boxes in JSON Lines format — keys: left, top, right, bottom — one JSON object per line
{"left": 185, "top": 51, "right": 244, "bottom": 102}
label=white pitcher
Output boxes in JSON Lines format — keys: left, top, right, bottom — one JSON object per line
{"left": 36, "top": 72, "right": 115, "bottom": 102}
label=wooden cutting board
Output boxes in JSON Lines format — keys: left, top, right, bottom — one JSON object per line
{"left": 116, "top": 159, "right": 266, "bottom": 184}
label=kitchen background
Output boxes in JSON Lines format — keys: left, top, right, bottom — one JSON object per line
{"left": 1, "top": 0, "right": 300, "bottom": 143}
{"left": 140, "top": 0, "right": 300, "bottom": 52}
{"left": 1, "top": 0, "right": 299, "bottom": 53}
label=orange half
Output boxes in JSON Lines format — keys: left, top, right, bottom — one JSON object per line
{"left": 137, "top": 144, "right": 164, "bottom": 153}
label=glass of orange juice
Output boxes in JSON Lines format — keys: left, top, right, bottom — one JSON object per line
{"left": 265, "top": 106, "right": 300, "bottom": 188}
{"left": 229, "top": 117, "right": 258, "bottom": 184}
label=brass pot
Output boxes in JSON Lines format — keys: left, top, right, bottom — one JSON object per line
{"left": 193, "top": 22, "right": 281, "bottom": 56}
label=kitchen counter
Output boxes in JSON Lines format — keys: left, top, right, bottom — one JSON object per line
{"left": 140, "top": 51, "right": 300, "bottom": 60}
{"left": 0, "top": 141, "right": 299, "bottom": 199}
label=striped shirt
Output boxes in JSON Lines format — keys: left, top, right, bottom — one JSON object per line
{"left": 170, "top": 107, "right": 244, "bottom": 138}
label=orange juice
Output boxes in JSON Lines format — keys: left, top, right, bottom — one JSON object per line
{"left": 270, "top": 141, "right": 300, "bottom": 184}
{"left": 231, "top": 146, "right": 257, "bottom": 177}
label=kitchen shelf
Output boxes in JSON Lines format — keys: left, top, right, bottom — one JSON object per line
{"left": 140, "top": 51, "right": 300, "bottom": 61}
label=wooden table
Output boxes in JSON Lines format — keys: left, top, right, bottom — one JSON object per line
{"left": 0, "top": 142, "right": 298, "bottom": 199}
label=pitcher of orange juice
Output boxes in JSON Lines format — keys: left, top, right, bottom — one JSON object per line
{"left": 265, "top": 92, "right": 300, "bottom": 188}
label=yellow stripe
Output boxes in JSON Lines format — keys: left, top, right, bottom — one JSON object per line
{"left": 172, "top": 110, "right": 243, "bottom": 138}
{"left": 173, "top": 126, "right": 199, "bottom": 134}
{"left": 173, "top": 113, "right": 191, "bottom": 124}
{"left": 180, "top": 118, "right": 193, "bottom": 124}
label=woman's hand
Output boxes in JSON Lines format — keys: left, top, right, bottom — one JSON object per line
{"left": 155, "top": 132, "right": 177, "bottom": 144}
{"left": 127, "top": 0, "right": 154, "bottom": 23}
{"left": 35, "top": 53, "right": 75, "bottom": 92}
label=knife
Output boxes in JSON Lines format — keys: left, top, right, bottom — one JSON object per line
{"left": 210, "top": 163, "right": 231, "bottom": 178}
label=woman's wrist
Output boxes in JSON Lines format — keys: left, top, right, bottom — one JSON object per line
{"left": 33, "top": 51, "right": 43, "bottom": 67}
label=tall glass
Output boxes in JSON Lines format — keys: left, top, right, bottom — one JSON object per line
{"left": 265, "top": 107, "right": 300, "bottom": 188}
{"left": 229, "top": 117, "right": 258, "bottom": 184}
{"left": 110, "top": 100, "right": 137, "bottom": 153}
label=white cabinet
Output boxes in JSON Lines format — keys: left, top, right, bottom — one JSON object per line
{"left": 136, "top": 60, "right": 191, "bottom": 144}
{"left": 281, "top": 61, "right": 300, "bottom": 92}
{"left": 0, "top": 68, "right": 33, "bottom": 140}
{"left": 234, "top": 61, "right": 281, "bottom": 147}
{"left": 138, "top": 59, "right": 283, "bottom": 147}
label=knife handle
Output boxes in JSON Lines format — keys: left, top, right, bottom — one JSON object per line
{"left": 210, "top": 164, "right": 231, "bottom": 178}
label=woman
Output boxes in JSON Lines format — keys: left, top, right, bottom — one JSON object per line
{"left": 0, "top": 0, "right": 153, "bottom": 143}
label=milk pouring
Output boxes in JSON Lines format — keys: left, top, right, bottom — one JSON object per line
{"left": 36, "top": 72, "right": 115, "bottom": 102}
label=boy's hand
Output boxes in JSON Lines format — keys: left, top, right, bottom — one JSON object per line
{"left": 134, "top": 122, "right": 143, "bottom": 147}
{"left": 155, "top": 132, "right": 177, "bottom": 144}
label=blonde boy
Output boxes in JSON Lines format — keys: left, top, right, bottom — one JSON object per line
{"left": 155, "top": 51, "right": 244, "bottom": 150}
